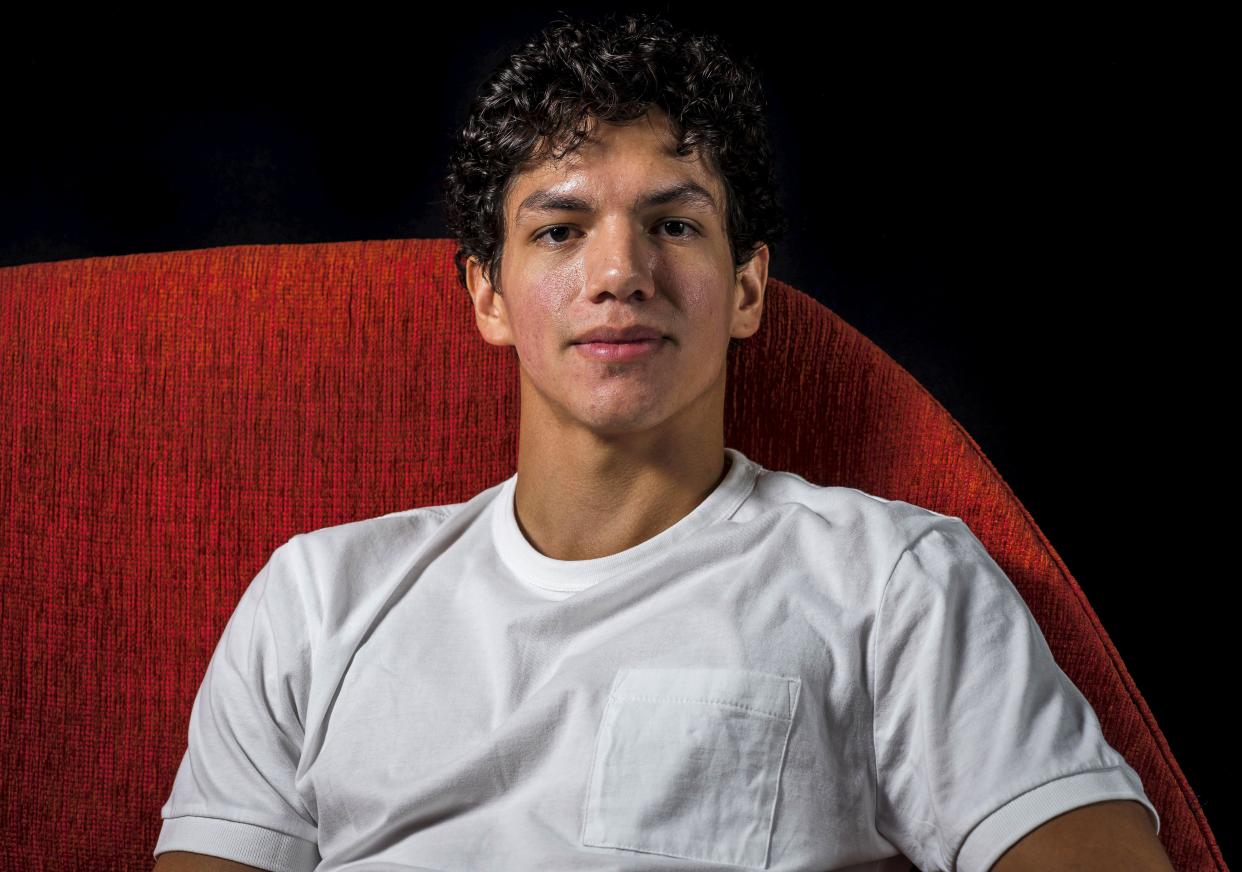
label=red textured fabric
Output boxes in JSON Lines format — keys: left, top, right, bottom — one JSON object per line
{"left": 0, "top": 237, "right": 1222, "bottom": 870}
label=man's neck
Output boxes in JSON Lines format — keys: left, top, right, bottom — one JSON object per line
{"left": 512, "top": 434, "right": 730, "bottom": 562}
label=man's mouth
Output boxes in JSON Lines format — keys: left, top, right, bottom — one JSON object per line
{"left": 573, "top": 337, "right": 666, "bottom": 360}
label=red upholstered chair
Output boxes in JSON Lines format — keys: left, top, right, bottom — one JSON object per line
{"left": 0, "top": 238, "right": 1224, "bottom": 870}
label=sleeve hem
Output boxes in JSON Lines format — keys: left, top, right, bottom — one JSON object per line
{"left": 955, "top": 763, "right": 1161, "bottom": 872}
{"left": 154, "top": 815, "right": 320, "bottom": 872}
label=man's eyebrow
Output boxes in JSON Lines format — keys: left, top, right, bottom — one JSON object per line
{"left": 514, "top": 180, "right": 719, "bottom": 224}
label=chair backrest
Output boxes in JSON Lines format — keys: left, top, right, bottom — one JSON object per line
{"left": 0, "top": 237, "right": 1222, "bottom": 870}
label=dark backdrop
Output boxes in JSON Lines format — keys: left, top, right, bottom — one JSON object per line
{"left": 4, "top": 6, "right": 1228, "bottom": 863}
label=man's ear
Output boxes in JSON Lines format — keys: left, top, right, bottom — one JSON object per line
{"left": 730, "top": 242, "right": 769, "bottom": 341}
{"left": 465, "top": 256, "right": 516, "bottom": 348}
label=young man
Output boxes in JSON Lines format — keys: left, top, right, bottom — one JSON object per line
{"left": 154, "top": 12, "right": 1171, "bottom": 872}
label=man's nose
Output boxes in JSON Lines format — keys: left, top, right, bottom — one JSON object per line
{"left": 582, "top": 220, "right": 655, "bottom": 302}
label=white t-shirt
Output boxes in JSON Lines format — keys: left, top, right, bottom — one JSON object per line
{"left": 155, "top": 446, "right": 1158, "bottom": 872}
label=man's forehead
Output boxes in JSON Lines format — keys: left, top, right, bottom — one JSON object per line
{"left": 530, "top": 112, "right": 688, "bottom": 171}
{"left": 507, "top": 142, "right": 723, "bottom": 225}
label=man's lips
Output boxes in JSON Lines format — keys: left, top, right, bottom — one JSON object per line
{"left": 572, "top": 337, "right": 666, "bottom": 361}
{"left": 572, "top": 325, "right": 666, "bottom": 344}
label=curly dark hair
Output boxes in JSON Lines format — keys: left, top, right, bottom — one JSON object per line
{"left": 441, "top": 9, "right": 788, "bottom": 299}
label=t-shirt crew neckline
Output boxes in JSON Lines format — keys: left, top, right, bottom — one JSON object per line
{"left": 492, "top": 446, "right": 761, "bottom": 595}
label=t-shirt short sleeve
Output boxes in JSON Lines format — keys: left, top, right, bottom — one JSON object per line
{"left": 871, "top": 519, "right": 1159, "bottom": 872}
{"left": 154, "top": 537, "right": 321, "bottom": 871}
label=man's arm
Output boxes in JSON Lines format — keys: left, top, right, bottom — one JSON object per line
{"left": 153, "top": 850, "right": 266, "bottom": 871}
{"left": 989, "top": 799, "right": 1173, "bottom": 871}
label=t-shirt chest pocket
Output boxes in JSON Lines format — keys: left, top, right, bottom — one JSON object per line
{"left": 580, "top": 666, "right": 802, "bottom": 869}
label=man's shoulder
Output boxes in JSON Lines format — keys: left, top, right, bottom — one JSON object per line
{"left": 276, "top": 495, "right": 481, "bottom": 581}
{"left": 260, "top": 495, "right": 489, "bottom": 629}
{"left": 749, "top": 465, "right": 961, "bottom": 548}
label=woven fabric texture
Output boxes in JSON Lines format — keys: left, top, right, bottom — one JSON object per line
{"left": 0, "top": 237, "right": 1222, "bottom": 870}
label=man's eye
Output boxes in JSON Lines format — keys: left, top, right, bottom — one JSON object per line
{"left": 660, "top": 219, "right": 698, "bottom": 238}
{"left": 534, "top": 221, "right": 700, "bottom": 246}
{"left": 536, "top": 226, "right": 577, "bottom": 245}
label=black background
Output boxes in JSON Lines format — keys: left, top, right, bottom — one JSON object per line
{"left": 4, "top": 7, "right": 1229, "bottom": 865}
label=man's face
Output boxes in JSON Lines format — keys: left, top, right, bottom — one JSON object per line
{"left": 466, "top": 106, "right": 767, "bottom": 440}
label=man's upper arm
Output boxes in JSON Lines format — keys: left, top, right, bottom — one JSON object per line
{"left": 872, "top": 519, "right": 1163, "bottom": 871}
{"left": 989, "top": 799, "right": 1172, "bottom": 871}
{"left": 153, "top": 850, "right": 268, "bottom": 871}
{"left": 154, "top": 539, "right": 320, "bottom": 868}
